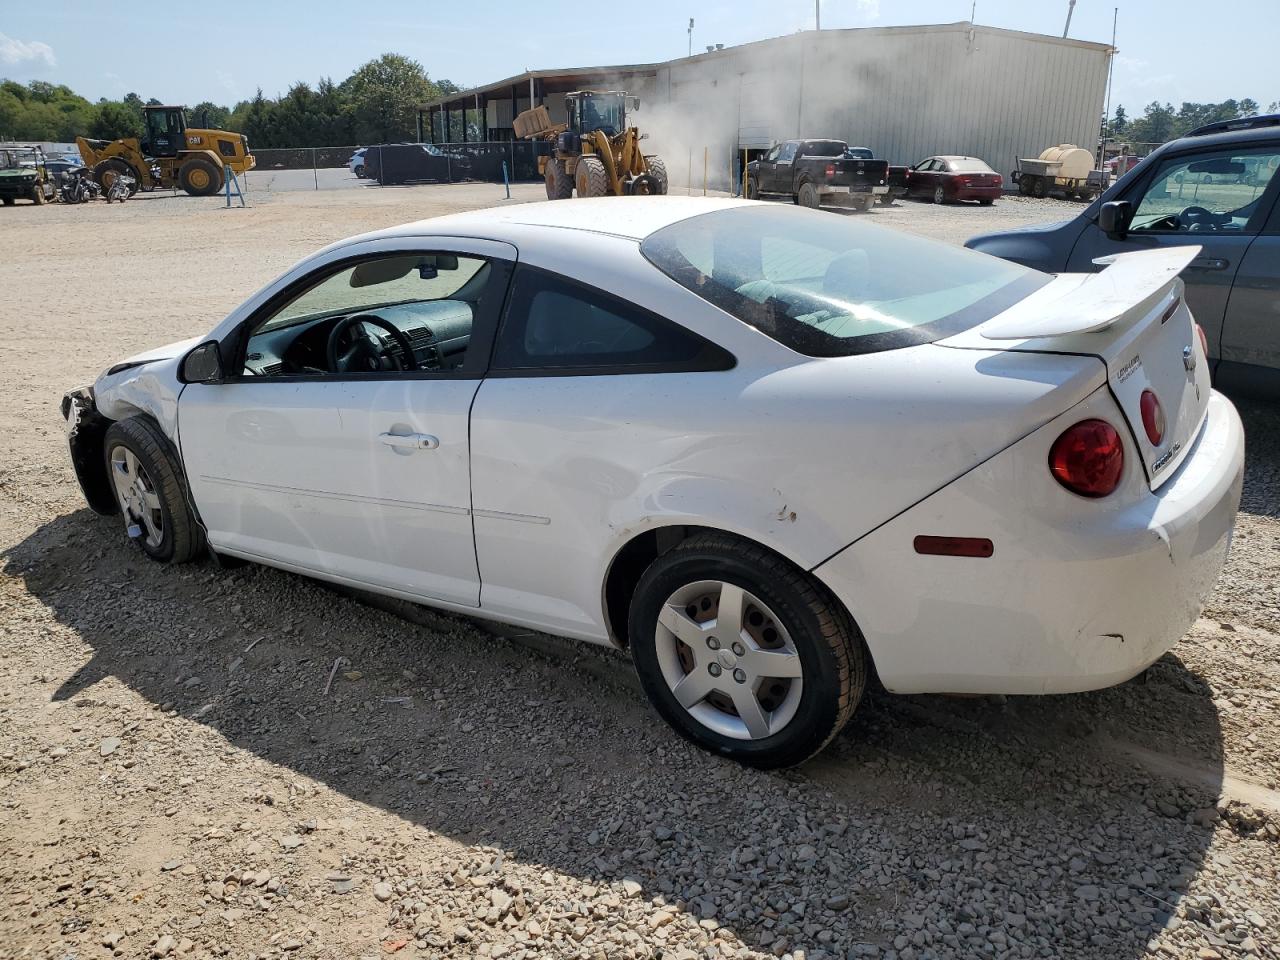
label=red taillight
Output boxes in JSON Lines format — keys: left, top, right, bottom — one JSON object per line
{"left": 1049, "top": 419, "right": 1124, "bottom": 498}
{"left": 1139, "top": 389, "right": 1165, "bottom": 446}
{"left": 1195, "top": 322, "right": 1208, "bottom": 360}
{"left": 825, "top": 163, "right": 835, "bottom": 177}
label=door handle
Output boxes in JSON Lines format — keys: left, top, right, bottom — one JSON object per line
{"left": 379, "top": 432, "right": 439, "bottom": 450}
{"left": 1189, "top": 257, "right": 1229, "bottom": 271}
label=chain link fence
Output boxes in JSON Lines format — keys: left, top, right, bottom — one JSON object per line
{"left": 247, "top": 142, "right": 549, "bottom": 192}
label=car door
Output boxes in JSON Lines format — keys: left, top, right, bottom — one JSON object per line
{"left": 754, "top": 145, "right": 780, "bottom": 193}
{"left": 1066, "top": 144, "right": 1280, "bottom": 369}
{"left": 907, "top": 159, "right": 935, "bottom": 197}
{"left": 178, "top": 238, "right": 514, "bottom": 606}
{"left": 467, "top": 262, "right": 736, "bottom": 638}
{"left": 772, "top": 141, "right": 799, "bottom": 193}
{"left": 1219, "top": 167, "right": 1280, "bottom": 391}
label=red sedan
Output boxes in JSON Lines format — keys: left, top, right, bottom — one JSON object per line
{"left": 905, "top": 156, "right": 1003, "bottom": 205}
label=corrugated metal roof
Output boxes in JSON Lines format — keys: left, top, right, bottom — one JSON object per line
{"left": 419, "top": 21, "right": 1113, "bottom": 110}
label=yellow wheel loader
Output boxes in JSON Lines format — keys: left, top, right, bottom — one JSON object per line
{"left": 77, "top": 105, "right": 255, "bottom": 198}
{"left": 515, "top": 91, "right": 667, "bottom": 200}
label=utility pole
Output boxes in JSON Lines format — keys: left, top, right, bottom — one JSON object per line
{"left": 1101, "top": 7, "right": 1118, "bottom": 166}
{"left": 815, "top": 0, "right": 820, "bottom": 30}
{"left": 1062, "top": 0, "right": 1076, "bottom": 38}
{"left": 688, "top": 18, "right": 694, "bottom": 57}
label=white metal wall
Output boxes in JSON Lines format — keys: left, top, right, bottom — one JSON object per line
{"left": 635, "top": 23, "right": 1110, "bottom": 189}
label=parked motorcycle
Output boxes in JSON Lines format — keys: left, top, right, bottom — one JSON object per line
{"left": 58, "top": 167, "right": 101, "bottom": 204}
{"left": 105, "top": 172, "right": 135, "bottom": 203}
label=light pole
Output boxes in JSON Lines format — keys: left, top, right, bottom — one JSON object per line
{"left": 688, "top": 18, "right": 694, "bottom": 57}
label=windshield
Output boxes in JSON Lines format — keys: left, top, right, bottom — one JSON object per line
{"left": 641, "top": 205, "right": 1049, "bottom": 357}
{"left": 578, "top": 95, "right": 624, "bottom": 134}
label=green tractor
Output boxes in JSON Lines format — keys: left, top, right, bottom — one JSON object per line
{"left": 0, "top": 146, "right": 57, "bottom": 206}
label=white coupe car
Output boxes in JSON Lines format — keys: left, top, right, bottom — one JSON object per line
{"left": 62, "top": 198, "right": 1244, "bottom": 768}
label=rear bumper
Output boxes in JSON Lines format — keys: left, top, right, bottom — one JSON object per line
{"left": 814, "top": 389, "right": 1244, "bottom": 695}
{"left": 952, "top": 185, "right": 1002, "bottom": 200}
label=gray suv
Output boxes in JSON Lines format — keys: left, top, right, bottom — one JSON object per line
{"left": 967, "top": 115, "right": 1280, "bottom": 397}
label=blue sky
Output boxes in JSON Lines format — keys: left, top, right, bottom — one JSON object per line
{"left": 2, "top": 0, "right": 1273, "bottom": 115}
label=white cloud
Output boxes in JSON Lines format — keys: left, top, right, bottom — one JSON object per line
{"left": 0, "top": 32, "right": 56, "bottom": 68}
{"left": 853, "top": 0, "right": 881, "bottom": 20}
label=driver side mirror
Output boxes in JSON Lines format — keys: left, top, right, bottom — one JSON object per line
{"left": 180, "top": 340, "right": 224, "bottom": 384}
{"left": 1098, "top": 200, "right": 1132, "bottom": 241}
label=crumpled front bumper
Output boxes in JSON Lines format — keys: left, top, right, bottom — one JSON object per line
{"left": 62, "top": 386, "right": 118, "bottom": 516}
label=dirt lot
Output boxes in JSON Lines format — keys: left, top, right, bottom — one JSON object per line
{"left": 1, "top": 186, "right": 1278, "bottom": 960}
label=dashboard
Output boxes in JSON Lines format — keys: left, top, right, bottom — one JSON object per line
{"left": 243, "top": 300, "right": 473, "bottom": 376}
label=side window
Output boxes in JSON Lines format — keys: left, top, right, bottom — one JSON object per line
{"left": 240, "top": 253, "right": 494, "bottom": 377}
{"left": 492, "top": 266, "right": 733, "bottom": 374}
{"left": 1130, "top": 147, "right": 1280, "bottom": 235}
{"left": 763, "top": 145, "right": 780, "bottom": 163}
{"left": 778, "top": 142, "right": 799, "bottom": 163}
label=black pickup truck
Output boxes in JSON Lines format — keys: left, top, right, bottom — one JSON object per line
{"left": 745, "top": 139, "right": 890, "bottom": 212}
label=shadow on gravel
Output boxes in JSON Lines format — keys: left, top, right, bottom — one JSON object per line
{"left": 7, "top": 508, "right": 1231, "bottom": 959}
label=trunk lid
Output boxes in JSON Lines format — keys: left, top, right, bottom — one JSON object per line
{"left": 939, "top": 246, "right": 1211, "bottom": 488}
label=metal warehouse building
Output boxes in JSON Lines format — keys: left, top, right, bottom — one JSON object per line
{"left": 420, "top": 22, "right": 1113, "bottom": 189}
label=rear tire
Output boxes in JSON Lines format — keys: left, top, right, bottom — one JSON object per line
{"left": 933, "top": 185, "right": 946, "bottom": 204}
{"left": 575, "top": 154, "right": 609, "bottom": 198}
{"left": 629, "top": 533, "right": 867, "bottom": 769}
{"left": 877, "top": 193, "right": 895, "bottom": 206}
{"left": 103, "top": 417, "right": 206, "bottom": 564}
{"left": 544, "top": 158, "right": 573, "bottom": 200}
{"left": 2, "top": 196, "right": 14, "bottom": 206}
{"left": 1031, "top": 176, "right": 1047, "bottom": 199}
{"left": 179, "top": 157, "right": 223, "bottom": 197}
{"left": 643, "top": 155, "right": 668, "bottom": 195}
{"left": 797, "top": 181, "right": 820, "bottom": 209}
{"left": 979, "top": 198, "right": 995, "bottom": 206}
{"left": 354, "top": 164, "right": 366, "bottom": 178}
{"left": 93, "top": 158, "right": 139, "bottom": 196}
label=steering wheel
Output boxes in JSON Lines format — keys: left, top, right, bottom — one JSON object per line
{"left": 326, "top": 314, "right": 417, "bottom": 373}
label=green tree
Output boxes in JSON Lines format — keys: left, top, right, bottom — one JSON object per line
{"left": 1112, "top": 104, "right": 1127, "bottom": 134}
{"left": 190, "top": 100, "right": 231, "bottom": 129}
{"left": 342, "top": 53, "right": 439, "bottom": 143}
{"left": 89, "top": 100, "right": 144, "bottom": 140}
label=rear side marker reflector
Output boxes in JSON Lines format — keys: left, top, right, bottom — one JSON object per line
{"left": 913, "top": 536, "right": 994, "bottom": 558}
{"left": 1161, "top": 299, "right": 1181, "bottom": 324}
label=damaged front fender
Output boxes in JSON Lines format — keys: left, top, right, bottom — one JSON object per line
{"left": 62, "top": 387, "right": 118, "bottom": 516}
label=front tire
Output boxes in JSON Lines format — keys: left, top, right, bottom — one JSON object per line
{"left": 544, "top": 158, "right": 573, "bottom": 200}
{"left": 179, "top": 157, "right": 223, "bottom": 196}
{"left": 354, "top": 164, "right": 366, "bottom": 178}
{"left": 745, "top": 176, "right": 758, "bottom": 200}
{"left": 30, "top": 185, "right": 45, "bottom": 205}
{"left": 103, "top": 417, "right": 206, "bottom": 564}
{"left": 93, "top": 158, "right": 140, "bottom": 196}
{"left": 643, "top": 155, "right": 668, "bottom": 195}
{"left": 629, "top": 533, "right": 866, "bottom": 768}
{"left": 575, "top": 154, "right": 609, "bottom": 198}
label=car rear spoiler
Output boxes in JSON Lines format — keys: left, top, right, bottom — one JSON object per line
{"left": 978, "top": 246, "right": 1201, "bottom": 340}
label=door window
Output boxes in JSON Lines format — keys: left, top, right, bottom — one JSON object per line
{"left": 491, "top": 266, "right": 733, "bottom": 373}
{"left": 240, "top": 253, "right": 496, "bottom": 377}
{"left": 763, "top": 145, "right": 780, "bottom": 163}
{"left": 1130, "top": 147, "right": 1280, "bottom": 235}
{"left": 778, "top": 142, "right": 799, "bottom": 163}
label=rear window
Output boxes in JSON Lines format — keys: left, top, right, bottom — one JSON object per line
{"left": 640, "top": 205, "right": 1049, "bottom": 357}
{"left": 802, "top": 141, "right": 847, "bottom": 157}
{"left": 947, "top": 159, "right": 994, "bottom": 173}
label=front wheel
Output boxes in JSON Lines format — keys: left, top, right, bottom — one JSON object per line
{"left": 643, "top": 155, "right": 668, "bottom": 195}
{"left": 744, "top": 176, "right": 758, "bottom": 200}
{"left": 629, "top": 533, "right": 867, "bottom": 768}
{"left": 354, "top": 164, "right": 366, "bottom": 178}
{"left": 103, "top": 417, "right": 206, "bottom": 563}
{"left": 179, "top": 157, "right": 223, "bottom": 196}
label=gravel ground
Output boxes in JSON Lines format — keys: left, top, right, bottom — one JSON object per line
{"left": 1, "top": 187, "right": 1277, "bottom": 960}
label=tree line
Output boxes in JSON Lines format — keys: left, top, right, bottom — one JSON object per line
{"left": 1111, "top": 99, "right": 1279, "bottom": 146}
{"left": 0, "top": 54, "right": 465, "bottom": 148}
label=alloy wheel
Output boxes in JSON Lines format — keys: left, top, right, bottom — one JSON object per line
{"left": 653, "top": 579, "right": 804, "bottom": 740}
{"left": 109, "top": 445, "right": 164, "bottom": 549}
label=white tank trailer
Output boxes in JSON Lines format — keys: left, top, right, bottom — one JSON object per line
{"left": 1012, "top": 144, "right": 1109, "bottom": 201}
